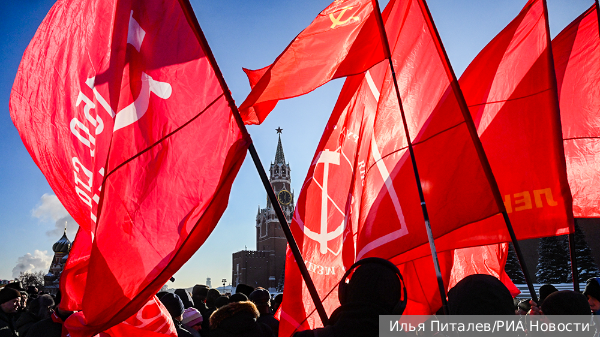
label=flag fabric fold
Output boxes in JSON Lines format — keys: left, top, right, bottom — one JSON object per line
{"left": 457, "top": 0, "right": 574, "bottom": 240}
{"left": 10, "top": 0, "right": 249, "bottom": 335}
{"left": 238, "top": 0, "right": 388, "bottom": 125}
{"left": 553, "top": 4, "right": 600, "bottom": 218}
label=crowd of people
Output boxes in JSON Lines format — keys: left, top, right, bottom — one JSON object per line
{"left": 0, "top": 260, "right": 599, "bottom": 337}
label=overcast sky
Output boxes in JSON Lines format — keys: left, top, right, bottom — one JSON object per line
{"left": 0, "top": 0, "right": 592, "bottom": 289}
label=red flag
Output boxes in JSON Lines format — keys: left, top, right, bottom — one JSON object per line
{"left": 238, "top": 0, "right": 387, "bottom": 125}
{"left": 456, "top": 0, "right": 574, "bottom": 241}
{"left": 278, "top": 0, "right": 508, "bottom": 333}
{"left": 397, "top": 243, "right": 519, "bottom": 315}
{"left": 9, "top": 0, "right": 249, "bottom": 335}
{"left": 553, "top": 4, "right": 600, "bottom": 218}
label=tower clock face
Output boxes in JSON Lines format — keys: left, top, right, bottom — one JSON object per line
{"left": 277, "top": 189, "right": 292, "bottom": 205}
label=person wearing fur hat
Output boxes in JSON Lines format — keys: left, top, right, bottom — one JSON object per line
{"left": 209, "top": 301, "right": 274, "bottom": 337}
{"left": 249, "top": 288, "right": 278, "bottom": 337}
{"left": 0, "top": 287, "right": 21, "bottom": 337}
{"left": 159, "top": 293, "right": 194, "bottom": 337}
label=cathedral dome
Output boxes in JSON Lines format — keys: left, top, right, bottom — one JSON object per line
{"left": 52, "top": 231, "right": 71, "bottom": 253}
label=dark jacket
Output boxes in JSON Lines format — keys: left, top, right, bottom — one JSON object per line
{"left": 293, "top": 303, "right": 405, "bottom": 337}
{"left": 26, "top": 316, "right": 63, "bottom": 337}
{"left": 256, "top": 313, "right": 279, "bottom": 337}
{"left": 15, "top": 311, "right": 40, "bottom": 337}
{"left": 210, "top": 301, "right": 274, "bottom": 337}
{"left": 0, "top": 311, "right": 18, "bottom": 337}
{"left": 175, "top": 320, "right": 195, "bottom": 337}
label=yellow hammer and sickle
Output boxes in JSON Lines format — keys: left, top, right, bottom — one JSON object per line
{"left": 329, "top": 6, "right": 360, "bottom": 29}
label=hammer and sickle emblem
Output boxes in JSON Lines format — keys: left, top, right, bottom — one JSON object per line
{"left": 329, "top": 6, "right": 360, "bottom": 29}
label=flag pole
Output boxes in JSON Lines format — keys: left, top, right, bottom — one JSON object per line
{"left": 372, "top": 0, "right": 449, "bottom": 315}
{"left": 414, "top": 0, "right": 541, "bottom": 302}
{"left": 541, "top": 0, "right": 579, "bottom": 293}
{"left": 178, "top": 0, "right": 329, "bottom": 326}
{"left": 569, "top": 224, "right": 580, "bottom": 291}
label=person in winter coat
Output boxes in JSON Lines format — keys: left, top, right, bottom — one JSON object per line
{"left": 193, "top": 285, "right": 209, "bottom": 316}
{"left": 182, "top": 307, "right": 204, "bottom": 337}
{"left": 209, "top": 301, "right": 274, "bottom": 337}
{"left": 541, "top": 290, "right": 591, "bottom": 315}
{"left": 584, "top": 278, "right": 600, "bottom": 337}
{"left": 175, "top": 289, "right": 195, "bottom": 309}
{"left": 585, "top": 278, "right": 600, "bottom": 315}
{"left": 249, "top": 288, "right": 278, "bottom": 337}
{"left": 293, "top": 258, "right": 405, "bottom": 337}
{"left": 447, "top": 274, "right": 515, "bottom": 315}
{"left": 26, "top": 307, "right": 73, "bottom": 337}
{"left": 159, "top": 292, "right": 195, "bottom": 337}
{"left": 15, "top": 294, "right": 54, "bottom": 337}
{"left": 202, "top": 288, "right": 222, "bottom": 334}
{"left": 0, "top": 287, "right": 21, "bottom": 337}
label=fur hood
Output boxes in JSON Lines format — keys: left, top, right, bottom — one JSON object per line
{"left": 209, "top": 301, "right": 259, "bottom": 329}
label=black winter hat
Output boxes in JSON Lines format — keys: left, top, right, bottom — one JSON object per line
{"left": 249, "top": 288, "right": 270, "bottom": 304}
{"left": 159, "top": 293, "right": 185, "bottom": 318}
{"left": 192, "top": 285, "right": 209, "bottom": 298}
{"left": 541, "top": 291, "right": 591, "bottom": 315}
{"left": 230, "top": 293, "right": 248, "bottom": 303}
{"left": 345, "top": 263, "right": 401, "bottom": 312}
{"left": 235, "top": 284, "right": 254, "bottom": 297}
{"left": 174, "top": 289, "right": 194, "bottom": 309}
{"left": 5, "top": 281, "right": 25, "bottom": 291}
{"left": 215, "top": 295, "right": 230, "bottom": 308}
{"left": 538, "top": 284, "right": 558, "bottom": 304}
{"left": 447, "top": 274, "right": 514, "bottom": 315}
{"left": 0, "top": 287, "right": 21, "bottom": 304}
{"left": 584, "top": 277, "right": 600, "bottom": 301}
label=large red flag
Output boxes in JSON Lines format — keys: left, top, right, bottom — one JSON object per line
{"left": 553, "top": 4, "right": 600, "bottom": 218}
{"left": 278, "top": 0, "right": 510, "bottom": 333}
{"left": 385, "top": 0, "right": 574, "bottom": 267}
{"left": 397, "top": 243, "right": 519, "bottom": 315}
{"left": 9, "top": 0, "right": 249, "bottom": 335}
{"left": 238, "top": 0, "right": 387, "bottom": 125}
{"left": 456, "top": 0, "right": 574, "bottom": 240}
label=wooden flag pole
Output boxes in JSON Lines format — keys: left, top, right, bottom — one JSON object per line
{"left": 372, "top": 0, "right": 449, "bottom": 315}
{"left": 179, "top": 0, "right": 329, "bottom": 326}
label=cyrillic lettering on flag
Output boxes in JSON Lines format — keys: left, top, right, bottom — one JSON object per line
{"left": 553, "top": 4, "right": 600, "bottom": 218}
{"left": 9, "top": 0, "right": 249, "bottom": 335}
{"left": 278, "top": 67, "right": 382, "bottom": 336}
{"left": 239, "top": 0, "right": 387, "bottom": 125}
{"left": 458, "top": 0, "right": 574, "bottom": 238}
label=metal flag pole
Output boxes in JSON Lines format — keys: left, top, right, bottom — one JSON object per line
{"left": 415, "top": 0, "right": 541, "bottom": 303}
{"left": 372, "top": 0, "right": 449, "bottom": 315}
{"left": 541, "top": 0, "right": 579, "bottom": 293}
{"left": 179, "top": 0, "right": 329, "bottom": 326}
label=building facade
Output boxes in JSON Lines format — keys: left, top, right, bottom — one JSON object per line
{"left": 232, "top": 130, "right": 293, "bottom": 292}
